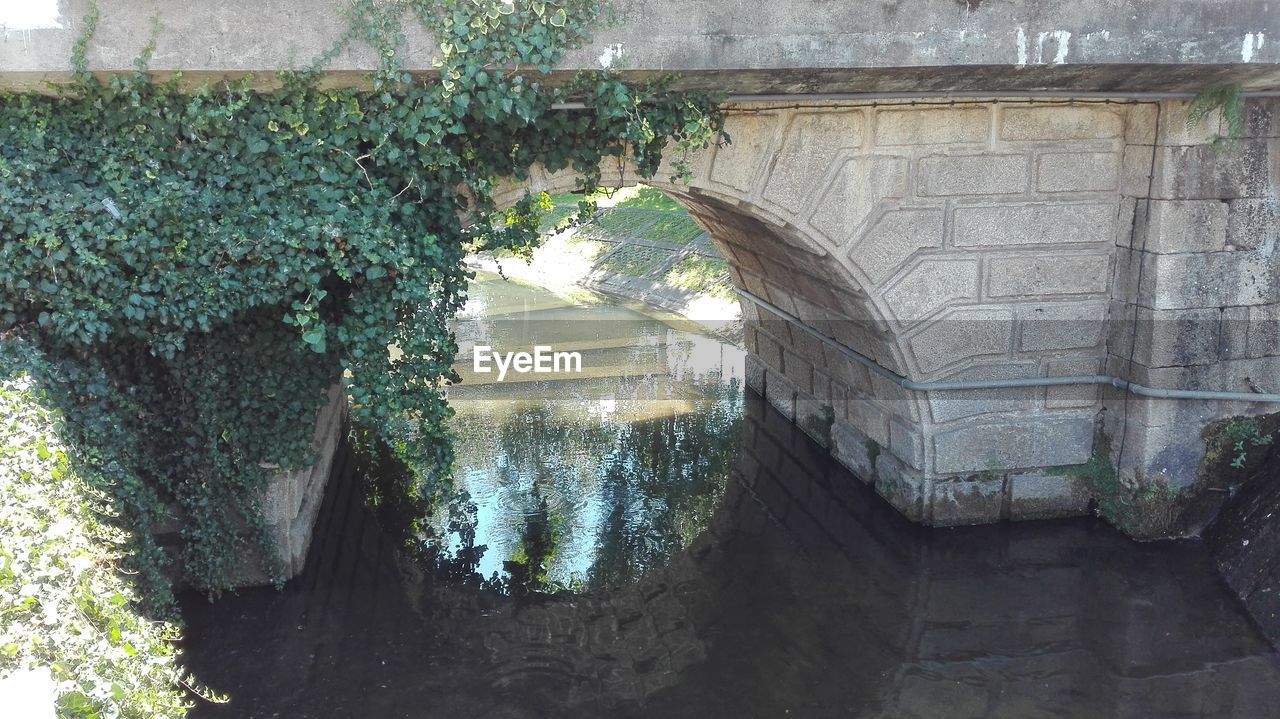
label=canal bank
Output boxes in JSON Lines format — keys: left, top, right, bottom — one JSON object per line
{"left": 468, "top": 187, "right": 743, "bottom": 344}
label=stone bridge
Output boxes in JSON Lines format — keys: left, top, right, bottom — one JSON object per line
{"left": 4, "top": 1, "right": 1279, "bottom": 537}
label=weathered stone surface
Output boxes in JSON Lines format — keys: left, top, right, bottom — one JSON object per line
{"left": 930, "top": 476, "right": 1004, "bottom": 526}
{"left": 10, "top": 1, "right": 1280, "bottom": 96}
{"left": 881, "top": 257, "right": 980, "bottom": 325}
{"left": 1044, "top": 357, "right": 1103, "bottom": 409}
{"left": 953, "top": 203, "right": 1115, "bottom": 247}
{"left": 1020, "top": 301, "right": 1107, "bottom": 352}
{"left": 830, "top": 418, "right": 877, "bottom": 483}
{"left": 1140, "top": 199, "right": 1230, "bottom": 253}
{"left": 985, "top": 253, "right": 1111, "bottom": 297}
{"left": 848, "top": 399, "right": 892, "bottom": 448}
{"left": 1117, "top": 306, "right": 1224, "bottom": 367}
{"left": 1036, "top": 151, "right": 1120, "bottom": 192}
{"left": 1227, "top": 198, "right": 1280, "bottom": 251}
{"left": 933, "top": 414, "right": 1095, "bottom": 473}
{"left": 889, "top": 417, "right": 925, "bottom": 470}
{"left": 763, "top": 368, "right": 799, "bottom": 421}
{"left": 1150, "top": 140, "right": 1277, "bottom": 200}
{"left": 1009, "top": 472, "right": 1089, "bottom": 521}
{"left": 917, "top": 154, "right": 1028, "bottom": 196}
{"left": 873, "top": 107, "right": 990, "bottom": 146}
{"left": 709, "top": 114, "right": 779, "bottom": 193}
{"left": 874, "top": 451, "right": 926, "bottom": 522}
{"left": 1139, "top": 251, "right": 1278, "bottom": 309}
{"left": 1000, "top": 106, "right": 1125, "bottom": 141}
{"left": 849, "top": 208, "right": 945, "bottom": 283}
{"left": 762, "top": 112, "right": 865, "bottom": 216}
{"left": 926, "top": 363, "right": 1040, "bottom": 423}
{"left": 809, "top": 155, "right": 909, "bottom": 242}
{"left": 908, "top": 307, "right": 1013, "bottom": 374}
{"left": 253, "top": 383, "right": 347, "bottom": 585}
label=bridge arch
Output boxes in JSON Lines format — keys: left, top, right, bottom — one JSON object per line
{"left": 493, "top": 97, "right": 1280, "bottom": 532}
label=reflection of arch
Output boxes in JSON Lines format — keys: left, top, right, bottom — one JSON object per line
{"left": 181, "top": 399, "right": 1280, "bottom": 718}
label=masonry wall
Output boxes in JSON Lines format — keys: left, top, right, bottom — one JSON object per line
{"left": 1105, "top": 99, "right": 1280, "bottom": 499}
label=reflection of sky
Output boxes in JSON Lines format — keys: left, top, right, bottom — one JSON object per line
{"left": 0, "top": 1, "right": 62, "bottom": 30}
{"left": 440, "top": 273, "right": 744, "bottom": 588}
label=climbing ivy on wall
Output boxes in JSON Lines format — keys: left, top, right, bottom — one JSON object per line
{"left": 0, "top": 0, "right": 723, "bottom": 598}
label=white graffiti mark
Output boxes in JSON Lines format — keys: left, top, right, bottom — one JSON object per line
{"left": 1242, "top": 33, "right": 1266, "bottom": 62}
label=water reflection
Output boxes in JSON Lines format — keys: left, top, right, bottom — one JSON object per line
{"left": 440, "top": 272, "right": 745, "bottom": 592}
{"left": 179, "top": 277, "right": 1280, "bottom": 719}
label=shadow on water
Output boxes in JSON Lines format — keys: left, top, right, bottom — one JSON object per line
{"left": 181, "top": 278, "right": 1280, "bottom": 719}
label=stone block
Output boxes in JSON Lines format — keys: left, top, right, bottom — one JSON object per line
{"left": 1116, "top": 418, "right": 1210, "bottom": 490}
{"left": 1246, "top": 304, "right": 1280, "bottom": 359}
{"left": 873, "top": 106, "right": 990, "bottom": 145}
{"left": 1000, "top": 106, "right": 1124, "bottom": 141}
{"left": 1045, "top": 357, "right": 1103, "bottom": 409}
{"left": 744, "top": 353, "right": 767, "bottom": 393}
{"left": 1150, "top": 140, "right": 1276, "bottom": 200}
{"left": 926, "top": 362, "right": 1040, "bottom": 423}
{"left": 789, "top": 322, "right": 828, "bottom": 369}
{"left": 824, "top": 344, "right": 873, "bottom": 396}
{"left": 908, "top": 307, "right": 1014, "bottom": 374}
{"left": 1242, "top": 99, "right": 1280, "bottom": 138}
{"left": 1155, "top": 101, "right": 1225, "bottom": 146}
{"left": 1124, "top": 103, "right": 1159, "bottom": 145}
{"left": 869, "top": 370, "right": 922, "bottom": 421}
{"left": 933, "top": 414, "right": 1095, "bottom": 473}
{"left": 1139, "top": 199, "right": 1229, "bottom": 253}
{"left": 809, "top": 155, "right": 909, "bottom": 242}
{"left": 881, "top": 257, "right": 980, "bottom": 325}
{"left": 1035, "top": 152, "right": 1119, "bottom": 192}
{"left": 1020, "top": 301, "right": 1107, "bottom": 352}
{"left": 763, "top": 368, "right": 798, "bottom": 421}
{"left": 753, "top": 327, "right": 785, "bottom": 372}
{"left": 1226, "top": 198, "right": 1279, "bottom": 251}
{"left": 848, "top": 208, "right": 945, "bottom": 283}
{"left": 1114, "top": 198, "right": 1139, "bottom": 247}
{"left": 830, "top": 418, "right": 878, "bottom": 483}
{"left": 952, "top": 203, "right": 1115, "bottom": 247}
{"left": 1139, "top": 251, "right": 1277, "bottom": 309}
{"left": 709, "top": 113, "right": 777, "bottom": 193}
{"left": 848, "top": 399, "right": 892, "bottom": 447}
{"left": 929, "top": 476, "right": 1005, "bottom": 526}
{"left": 918, "top": 154, "right": 1028, "bottom": 196}
{"left": 1122, "top": 306, "right": 1224, "bottom": 368}
{"left": 874, "top": 451, "right": 927, "bottom": 522}
{"left": 782, "top": 349, "right": 815, "bottom": 394}
{"left": 762, "top": 111, "right": 866, "bottom": 216}
{"left": 1120, "top": 145, "right": 1155, "bottom": 198}
{"left": 985, "top": 253, "right": 1111, "bottom": 298}
{"left": 796, "top": 397, "right": 835, "bottom": 449}
{"left": 889, "top": 417, "right": 925, "bottom": 470}
{"left": 1009, "top": 472, "right": 1089, "bottom": 521}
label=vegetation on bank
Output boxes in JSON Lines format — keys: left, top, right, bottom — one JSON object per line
{"left": 0, "top": 341, "right": 193, "bottom": 719}
{"left": 0, "top": 0, "right": 722, "bottom": 711}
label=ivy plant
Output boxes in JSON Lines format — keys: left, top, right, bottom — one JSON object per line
{"left": 0, "top": 0, "right": 723, "bottom": 599}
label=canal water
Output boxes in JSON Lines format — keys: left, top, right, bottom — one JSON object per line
{"left": 181, "top": 273, "right": 1280, "bottom": 718}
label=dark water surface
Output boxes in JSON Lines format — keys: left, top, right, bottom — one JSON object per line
{"left": 182, "top": 276, "right": 1280, "bottom": 718}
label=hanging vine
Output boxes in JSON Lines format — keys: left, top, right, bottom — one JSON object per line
{"left": 0, "top": 0, "right": 724, "bottom": 600}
